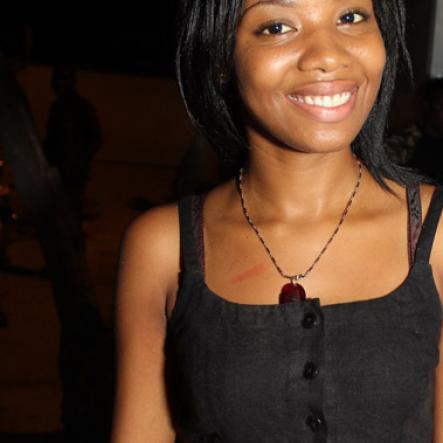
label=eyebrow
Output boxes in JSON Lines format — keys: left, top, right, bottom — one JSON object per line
{"left": 242, "top": 0, "right": 297, "bottom": 17}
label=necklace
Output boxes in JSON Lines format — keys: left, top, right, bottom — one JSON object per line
{"left": 237, "top": 159, "right": 362, "bottom": 304}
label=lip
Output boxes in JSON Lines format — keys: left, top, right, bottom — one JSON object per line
{"left": 287, "top": 81, "right": 359, "bottom": 123}
{"left": 289, "top": 80, "right": 359, "bottom": 96}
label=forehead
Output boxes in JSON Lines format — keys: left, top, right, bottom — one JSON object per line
{"left": 242, "top": 0, "right": 374, "bottom": 10}
{"left": 243, "top": 0, "right": 296, "bottom": 7}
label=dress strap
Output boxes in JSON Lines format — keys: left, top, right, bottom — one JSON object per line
{"left": 178, "top": 194, "right": 206, "bottom": 273}
{"left": 414, "top": 186, "right": 443, "bottom": 264}
{"left": 406, "top": 184, "right": 423, "bottom": 267}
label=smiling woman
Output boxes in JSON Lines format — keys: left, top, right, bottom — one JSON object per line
{"left": 111, "top": 0, "right": 443, "bottom": 442}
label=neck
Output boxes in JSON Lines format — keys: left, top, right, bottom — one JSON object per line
{"left": 242, "top": 148, "right": 361, "bottom": 219}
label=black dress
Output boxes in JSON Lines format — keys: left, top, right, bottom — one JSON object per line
{"left": 168, "top": 186, "right": 443, "bottom": 442}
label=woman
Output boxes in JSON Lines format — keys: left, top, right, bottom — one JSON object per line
{"left": 112, "top": 0, "right": 443, "bottom": 441}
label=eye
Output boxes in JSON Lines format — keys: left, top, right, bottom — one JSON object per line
{"left": 260, "top": 22, "right": 294, "bottom": 35}
{"left": 337, "top": 11, "right": 367, "bottom": 26}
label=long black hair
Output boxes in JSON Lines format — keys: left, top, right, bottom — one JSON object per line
{"left": 176, "top": 0, "right": 416, "bottom": 187}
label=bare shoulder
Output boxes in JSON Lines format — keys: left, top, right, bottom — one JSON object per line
{"left": 419, "top": 183, "right": 437, "bottom": 215}
{"left": 118, "top": 204, "right": 180, "bottom": 313}
{"left": 420, "top": 183, "right": 443, "bottom": 304}
{"left": 122, "top": 204, "right": 179, "bottom": 260}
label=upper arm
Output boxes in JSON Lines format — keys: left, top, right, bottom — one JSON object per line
{"left": 432, "top": 275, "right": 443, "bottom": 442}
{"left": 427, "top": 187, "right": 443, "bottom": 442}
{"left": 436, "top": 345, "right": 443, "bottom": 442}
{"left": 111, "top": 205, "right": 180, "bottom": 443}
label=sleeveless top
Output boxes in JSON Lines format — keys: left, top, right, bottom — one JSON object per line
{"left": 167, "top": 185, "right": 443, "bottom": 443}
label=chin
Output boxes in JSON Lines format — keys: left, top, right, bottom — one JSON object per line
{"left": 246, "top": 116, "right": 361, "bottom": 156}
{"left": 277, "top": 129, "right": 359, "bottom": 156}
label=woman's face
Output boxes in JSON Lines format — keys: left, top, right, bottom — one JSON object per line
{"left": 234, "top": 0, "right": 386, "bottom": 155}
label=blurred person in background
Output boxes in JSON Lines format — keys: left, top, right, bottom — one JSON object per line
{"left": 43, "top": 66, "right": 102, "bottom": 235}
{"left": 0, "top": 144, "right": 14, "bottom": 267}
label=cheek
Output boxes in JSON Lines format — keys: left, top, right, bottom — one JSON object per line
{"left": 361, "top": 34, "right": 386, "bottom": 90}
{"left": 234, "top": 46, "right": 289, "bottom": 101}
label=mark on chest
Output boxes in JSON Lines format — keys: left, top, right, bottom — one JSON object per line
{"left": 231, "top": 263, "right": 268, "bottom": 284}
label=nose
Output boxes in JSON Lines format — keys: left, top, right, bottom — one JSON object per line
{"left": 297, "top": 30, "right": 351, "bottom": 73}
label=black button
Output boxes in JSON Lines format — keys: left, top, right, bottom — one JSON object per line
{"left": 302, "top": 312, "right": 317, "bottom": 329}
{"left": 303, "top": 362, "right": 319, "bottom": 379}
{"left": 306, "top": 414, "right": 324, "bottom": 432}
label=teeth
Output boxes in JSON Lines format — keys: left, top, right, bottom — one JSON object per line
{"left": 291, "top": 91, "right": 353, "bottom": 108}
{"left": 324, "top": 96, "right": 332, "bottom": 107}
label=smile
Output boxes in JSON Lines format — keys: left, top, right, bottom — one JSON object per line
{"left": 287, "top": 85, "right": 358, "bottom": 123}
{"left": 289, "top": 91, "right": 353, "bottom": 108}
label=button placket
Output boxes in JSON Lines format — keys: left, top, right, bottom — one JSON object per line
{"left": 299, "top": 302, "right": 327, "bottom": 439}
{"left": 302, "top": 311, "right": 318, "bottom": 329}
{"left": 303, "top": 361, "right": 319, "bottom": 380}
{"left": 306, "top": 412, "right": 326, "bottom": 433}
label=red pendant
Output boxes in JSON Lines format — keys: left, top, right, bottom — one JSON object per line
{"left": 279, "top": 282, "right": 306, "bottom": 304}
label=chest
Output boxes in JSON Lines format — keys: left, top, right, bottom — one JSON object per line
{"left": 204, "top": 211, "right": 410, "bottom": 307}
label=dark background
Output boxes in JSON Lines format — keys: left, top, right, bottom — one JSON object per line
{"left": 0, "top": 1, "right": 180, "bottom": 76}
